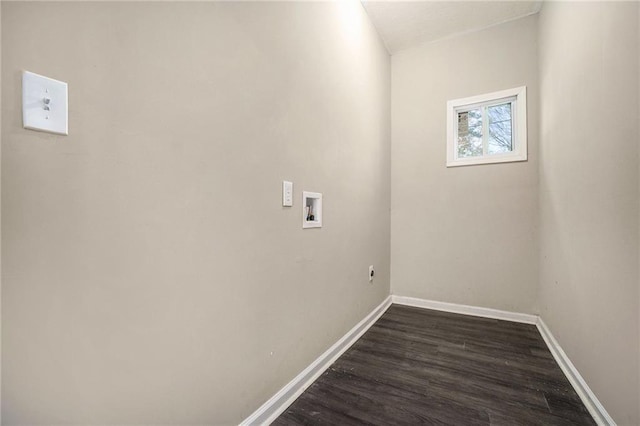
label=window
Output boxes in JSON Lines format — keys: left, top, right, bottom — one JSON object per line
{"left": 446, "top": 86, "right": 527, "bottom": 167}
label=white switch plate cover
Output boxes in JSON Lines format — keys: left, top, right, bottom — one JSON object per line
{"left": 282, "top": 181, "right": 293, "bottom": 207}
{"left": 22, "top": 71, "right": 68, "bottom": 135}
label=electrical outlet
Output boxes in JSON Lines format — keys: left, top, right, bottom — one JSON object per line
{"left": 368, "top": 265, "right": 375, "bottom": 282}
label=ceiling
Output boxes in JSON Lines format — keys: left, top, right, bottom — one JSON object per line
{"left": 361, "top": 1, "right": 542, "bottom": 54}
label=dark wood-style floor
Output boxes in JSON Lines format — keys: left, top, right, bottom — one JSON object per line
{"left": 273, "top": 304, "right": 595, "bottom": 425}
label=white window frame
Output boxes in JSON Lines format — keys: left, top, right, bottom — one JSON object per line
{"left": 446, "top": 86, "right": 527, "bottom": 167}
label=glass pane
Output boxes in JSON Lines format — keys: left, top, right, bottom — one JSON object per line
{"left": 457, "top": 109, "right": 483, "bottom": 158}
{"left": 488, "top": 103, "right": 513, "bottom": 154}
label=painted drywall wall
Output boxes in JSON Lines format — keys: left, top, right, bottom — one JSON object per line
{"left": 538, "top": 2, "right": 639, "bottom": 424}
{"left": 390, "top": 15, "right": 539, "bottom": 313}
{"left": 0, "top": 4, "right": 3, "bottom": 423}
{"left": 1, "top": 2, "right": 390, "bottom": 424}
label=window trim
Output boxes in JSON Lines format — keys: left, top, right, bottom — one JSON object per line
{"left": 446, "top": 86, "right": 527, "bottom": 167}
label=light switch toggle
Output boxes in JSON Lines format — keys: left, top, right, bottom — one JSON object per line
{"left": 43, "top": 97, "right": 51, "bottom": 111}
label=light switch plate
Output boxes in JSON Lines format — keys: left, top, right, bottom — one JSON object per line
{"left": 22, "top": 71, "right": 68, "bottom": 135}
{"left": 282, "top": 181, "right": 293, "bottom": 207}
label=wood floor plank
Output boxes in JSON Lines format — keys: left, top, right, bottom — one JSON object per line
{"left": 273, "top": 304, "right": 595, "bottom": 425}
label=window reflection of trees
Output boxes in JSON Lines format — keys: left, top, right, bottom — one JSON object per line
{"left": 458, "top": 103, "right": 512, "bottom": 158}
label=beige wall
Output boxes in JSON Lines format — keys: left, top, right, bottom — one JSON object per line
{"left": 0, "top": 3, "right": 3, "bottom": 423}
{"left": 390, "top": 15, "right": 539, "bottom": 314}
{"left": 538, "top": 2, "right": 639, "bottom": 424}
{"left": 1, "top": 2, "right": 390, "bottom": 424}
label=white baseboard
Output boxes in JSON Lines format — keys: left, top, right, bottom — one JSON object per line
{"left": 242, "top": 294, "right": 614, "bottom": 426}
{"left": 240, "top": 295, "right": 392, "bottom": 426}
{"left": 391, "top": 295, "right": 613, "bottom": 425}
{"left": 391, "top": 295, "right": 538, "bottom": 324}
{"left": 536, "top": 318, "right": 615, "bottom": 426}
